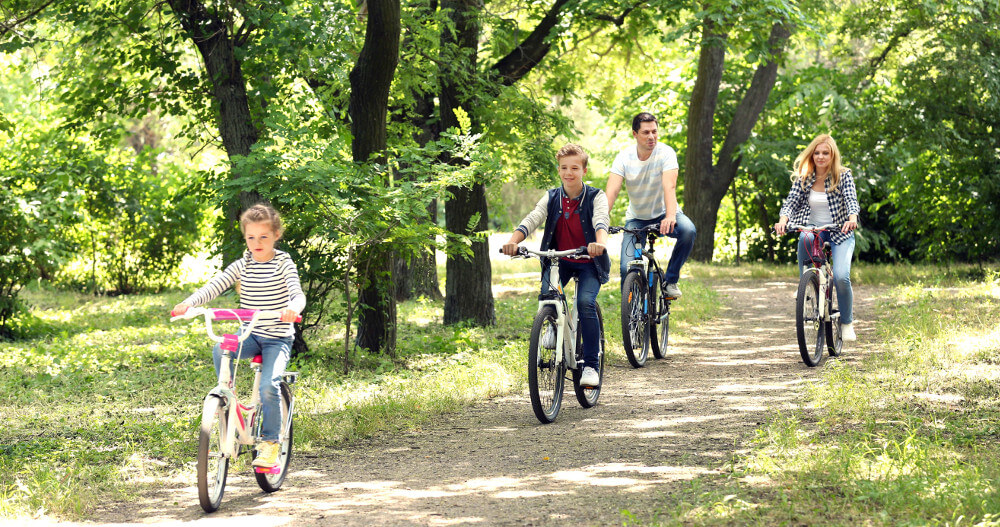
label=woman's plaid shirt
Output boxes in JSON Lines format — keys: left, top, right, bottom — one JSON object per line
{"left": 779, "top": 169, "right": 861, "bottom": 245}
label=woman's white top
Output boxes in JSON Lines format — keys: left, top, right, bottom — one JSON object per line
{"left": 808, "top": 190, "right": 834, "bottom": 226}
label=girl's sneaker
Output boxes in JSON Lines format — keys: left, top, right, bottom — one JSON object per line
{"left": 252, "top": 441, "right": 280, "bottom": 467}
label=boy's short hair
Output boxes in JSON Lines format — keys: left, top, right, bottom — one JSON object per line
{"left": 556, "top": 143, "right": 589, "bottom": 168}
{"left": 631, "top": 112, "right": 658, "bottom": 132}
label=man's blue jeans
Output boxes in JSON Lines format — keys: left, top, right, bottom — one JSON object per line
{"left": 540, "top": 259, "right": 602, "bottom": 371}
{"left": 797, "top": 231, "right": 855, "bottom": 324}
{"left": 619, "top": 212, "right": 697, "bottom": 283}
{"left": 212, "top": 332, "right": 292, "bottom": 441}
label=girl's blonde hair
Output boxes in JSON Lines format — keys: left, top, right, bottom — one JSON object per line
{"left": 792, "top": 134, "right": 848, "bottom": 191}
{"left": 240, "top": 203, "right": 283, "bottom": 237}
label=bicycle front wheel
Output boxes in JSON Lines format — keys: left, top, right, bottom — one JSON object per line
{"left": 255, "top": 381, "right": 293, "bottom": 492}
{"left": 528, "top": 306, "right": 565, "bottom": 424}
{"left": 621, "top": 271, "right": 649, "bottom": 368}
{"left": 197, "top": 395, "right": 229, "bottom": 513}
{"left": 796, "top": 271, "right": 826, "bottom": 367}
{"left": 574, "top": 304, "right": 605, "bottom": 408}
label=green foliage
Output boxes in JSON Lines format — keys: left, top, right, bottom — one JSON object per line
{"left": 213, "top": 97, "right": 492, "bottom": 359}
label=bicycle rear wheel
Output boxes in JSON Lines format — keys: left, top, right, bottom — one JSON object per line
{"left": 620, "top": 271, "right": 649, "bottom": 368}
{"left": 255, "top": 381, "right": 293, "bottom": 492}
{"left": 574, "top": 304, "right": 604, "bottom": 408}
{"left": 528, "top": 306, "right": 565, "bottom": 424}
{"left": 197, "top": 395, "right": 229, "bottom": 513}
{"left": 796, "top": 271, "right": 826, "bottom": 367}
{"left": 826, "top": 309, "right": 843, "bottom": 357}
{"left": 649, "top": 274, "right": 670, "bottom": 359}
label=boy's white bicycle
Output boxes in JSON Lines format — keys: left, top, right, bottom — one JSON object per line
{"left": 170, "top": 307, "right": 300, "bottom": 512}
{"left": 502, "top": 246, "right": 605, "bottom": 424}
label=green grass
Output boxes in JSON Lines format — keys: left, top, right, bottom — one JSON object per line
{"left": 632, "top": 266, "right": 1000, "bottom": 526}
{"left": 0, "top": 263, "right": 719, "bottom": 520}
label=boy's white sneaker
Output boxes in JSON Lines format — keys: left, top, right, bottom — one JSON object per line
{"left": 664, "top": 283, "right": 682, "bottom": 299}
{"left": 579, "top": 367, "right": 600, "bottom": 387}
{"left": 841, "top": 322, "right": 856, "bottom": 341}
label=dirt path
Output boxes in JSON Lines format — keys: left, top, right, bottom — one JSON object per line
{"left": 87, "top": 278, "right": 879, "bottom": 526}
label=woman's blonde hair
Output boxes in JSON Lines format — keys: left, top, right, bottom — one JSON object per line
{"left": 240, "top": 203, "right": 283, "bottom": 237}
{"left": 792, "top": 134, "right": 848, "bottom": 191}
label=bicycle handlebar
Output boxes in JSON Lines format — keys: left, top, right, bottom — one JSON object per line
{"left": 497, "top": 246, "right": 592, "bottom": 260}
{"left": 170, "top": 307, "right": 301, "bottom": 343}
{"left": 785, "top": 223, "right": 842, "bottom": 232}
{"left": 608, "top": 225, "right": 662, "bottom": 236}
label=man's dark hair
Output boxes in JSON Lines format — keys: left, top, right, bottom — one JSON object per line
{"left": 631, "top": 112, "right": 658, "bottom": 132}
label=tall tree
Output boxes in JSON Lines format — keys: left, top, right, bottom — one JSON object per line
{"left": 351, "top": 0, "right": 402, "bottom": 352}
{"left": 684, "top": 13, "right": 793, "bottom": 262}
{"left": 166, "top": 0, "right": 263, "bottom": 256}
{"left": 439, "top": 0, "right": 494, "bottom": 325}
{"left": 439, "top": 0, "right": 639, "bottom": 324}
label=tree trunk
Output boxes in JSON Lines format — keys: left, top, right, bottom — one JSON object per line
{"left": 350, "top": 0, "right": 401, "bottom": 354}
{"left": 167, "top": 0, "right": 261, "bottom": 258}
{"left": 444, "top": 183, "right": 495, "bottom": 325}
{"left": 685, "top": 20, "right": 792, "bottom": 262}
{"left": 394, "top": 199, "right": 443, "bottom": 301}
{"left": 440, "top": 0, "right": 495, "bottom": 325}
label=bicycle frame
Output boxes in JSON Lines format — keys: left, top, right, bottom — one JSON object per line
{"left": 171, "top": 308, "right": 297, "bottom": 458}
{"left": 514, "top": 246, "right": 592, "bottom": 371}
{"left": 789, "top": 224, "right": 840, "bottom": 324}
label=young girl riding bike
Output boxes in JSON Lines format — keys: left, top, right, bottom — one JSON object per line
{"left": 172, "top": 203, "right": 305, "bottom": 468}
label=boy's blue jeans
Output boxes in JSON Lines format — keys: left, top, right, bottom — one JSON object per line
{"left": 619, "top": 212, "right": 697, "bottom": 283}
{"left": 540, "top": 259, "right": 602, "bottom": 371}
{"left": 212, "top": 332, "right": 292, "bottom": 442}
{"left": 797, "top": 231, "right": 855, "bottom": 324}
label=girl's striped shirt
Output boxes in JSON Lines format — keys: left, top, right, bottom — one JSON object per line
{"left": 182, "top": 250, "right": 306, "bottom": 338}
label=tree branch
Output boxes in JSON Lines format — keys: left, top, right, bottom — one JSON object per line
{"left": 716, "top": 21, "right": 792, "bottom": 177}
{"left": 0, "top": 0, "right": 57, "bottom": 36}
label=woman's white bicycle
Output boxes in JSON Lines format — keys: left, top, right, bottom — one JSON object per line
{"left": 170, "top": 307, "right": 300, "bottom": 512}
{"left": 502, "top": 246, "right": 605, "bottom": 424}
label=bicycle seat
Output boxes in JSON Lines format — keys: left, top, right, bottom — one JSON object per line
{"left": 252, "top": 355, "right": 263, "bottom": 364}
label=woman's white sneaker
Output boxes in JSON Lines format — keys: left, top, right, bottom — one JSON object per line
{"left": 841, "top": 322, "right": 856, "bottom": 341}
{"left": 579, "top": 367, "right": 600, "bottom": 387}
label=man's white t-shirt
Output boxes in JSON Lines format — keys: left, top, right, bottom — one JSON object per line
{"left": 610, "top": 142, "right": 680, "bottom": 221}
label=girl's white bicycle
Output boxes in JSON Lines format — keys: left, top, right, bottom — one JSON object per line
{"left": 503, "top": 246, "right": 605, "bottom": 424}
{"left": 170, "top": 307, "right": 300, "bottom": 512}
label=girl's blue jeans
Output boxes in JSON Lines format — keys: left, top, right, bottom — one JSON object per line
{"left": 619, "top": 212, "right": 697, "bottom": 283}
{"left": 212, "top": 332, "right": 292, "bottom": 442}
{"left": 797, "top": 231, "right": 855, "bottom": 324}
{"left": 540, "top": 259, "right": 602, "bottom": 371}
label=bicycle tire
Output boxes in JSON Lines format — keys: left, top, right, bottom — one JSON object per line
{"left": 528, "top": 306, "right": 565, "bottom": 424}
{"left": 620, "top": 271, "right": 649, "bottom": 368}
{"left": 796, "top": 271, "right": 826, "bottom": 367}
{"left": 649, "top": 274, "right": 669, "bottom": 359}
{"left": 197, "top": 395, "right": 229, "bottom": 512}
{"left": 827, "top": 309, "right": 843, "bottom": 357}
{"left": 255, "top": 381, "right": 293, "bottom": 492}
{"left": 574, "top": 304, "right": 605, "bottom": 408}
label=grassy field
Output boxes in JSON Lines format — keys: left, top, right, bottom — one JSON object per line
{"left": 0, "top": 258, "right": 718, "bottom": 520}
{"left": 632, "top": 264, "right": 1000, "bottom": 526}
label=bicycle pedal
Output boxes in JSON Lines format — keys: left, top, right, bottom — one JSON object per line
{"left": 254, "top": 465, "right": 282, "bottom": 474}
